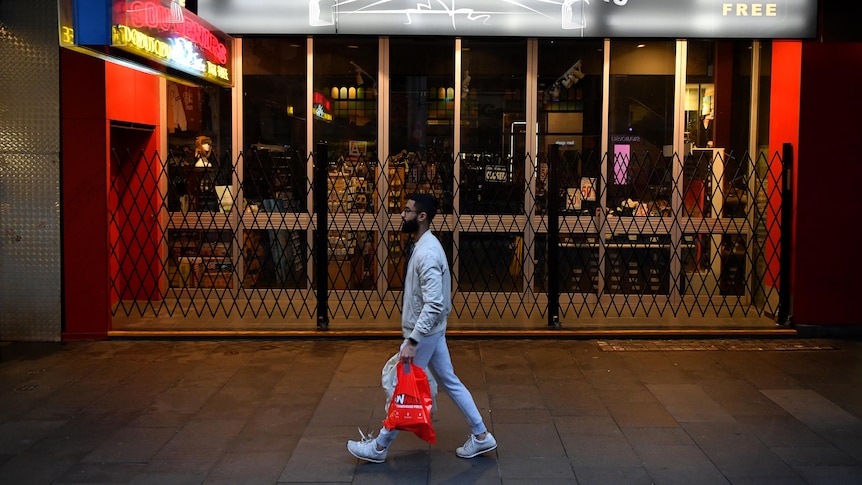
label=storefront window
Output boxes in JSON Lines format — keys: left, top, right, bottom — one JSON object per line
{"left": 536, "top": 39, "right": 604, "bottom": 216}
{"left": 241, "top": 37, "right": 308, "bottom": 213}
{"left": 166, "top": 80, "right": 233, "bottom": 213}
{"left": 459, "top": 38, "right": 526, "bottom": 215}
{"left": 313, "top": 37, "right": 378, "bottom": 163}
{"left": 389, "top": 38, "right": 455, "bottom": 213}
{"left": 608, "top": 40, "right": 676, "bottom": 215}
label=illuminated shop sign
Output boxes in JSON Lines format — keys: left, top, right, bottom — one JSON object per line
{"left": 198, "top": 0, "right": 816, "bottom": 39}
{"left": 113, "top": 1, "right": 233, "bottom": 86}
{"left": 313, "top": 91, "right": 333, "bottom": 121}
{"left": 58, "top": 0, "right": 233, "bottom": 87}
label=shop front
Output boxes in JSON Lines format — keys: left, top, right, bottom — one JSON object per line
{"left": 58, "top": 0, "right": 235, "bottom": 338}
{"left": 63, "top": 0, "right": 819, "bottom": 336}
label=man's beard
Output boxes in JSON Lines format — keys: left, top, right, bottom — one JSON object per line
{"left": 400, "top": 218, "right": 419, "bottom": 234}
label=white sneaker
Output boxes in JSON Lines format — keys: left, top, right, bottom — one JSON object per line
{"left": 456, "top": 432, "right": 497, "bottom": 458}
{"left": 347, "top": 429, "right": 387, "bottom": 463}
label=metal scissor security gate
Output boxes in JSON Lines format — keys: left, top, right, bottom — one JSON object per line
{"left": 109, "top": 145, "right": 786, "bottom": 329}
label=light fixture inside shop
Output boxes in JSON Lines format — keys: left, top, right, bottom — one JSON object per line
{"left": 558, "top": 60, "right": 585, "bottom": 88}
{"left": 543, "top": 60, "right": 584, "bottom": 103}
{"left": 350, "top": 60, "right": 377, "bottom": 96}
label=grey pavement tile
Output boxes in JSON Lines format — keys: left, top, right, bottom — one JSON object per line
{"left": 428, "top": 449, "right": 500, "bottom": 484}
{"left": 631, "top": 443, "right": 727, "bottom": 485}
{"left": 54, "top": 461, "right": 146, "bottom": 484}
{"left": 792, "top": 465, "right": 862, "bottom": 485}
{"left": 498, "top": 456, "right": 574, "bottom": 481}
{"left": 605, "top": 400, "right": 678, "bottom": 428}
{"left": 771, "top": 445, "right": 858, "bottom": 467}
{"left": 553, "top": 415, "right": 619, "bottom": 436}
{"left": 350, "top": 461, "right": 429, "bottom": 485}
{"left": 572, "top": 466, "right": 653, "bottom": 485}
{"left": 168, "top": 419, "right": 247, "bottom": 450}
{"left": 194, "top": 390, "right": 263, "bottom": 421}
{"left": 309, "top": 385, "right": 382, "bottom": 427}
{"left": 558, "top": 432, "right": 641, "bottom": 468}
{"left": 761, "top": 388, "right": 861, "bottom": 429}
{"left": 0, "top": 453, "right": 78, "bottom": 485}
{"left": 82, "top": 426, "right": 176, "bottom": 464}
{"left": 487, "top": 384, "right": 544, "bottom": 410}
{"left": 597, "top": 385, "right": 659, "bottom": 404}
{"left": 144, "top": 438, "right": 224, "bottom": 474}
{"left": 129, "top": 471, "right": 207, "bottom": 484}
{"left": 29, "top": 420, "right": 118, "bottom": 457}
{"left": 682, "top": 421, "right": 797, "bottom": 481}
{"left": 145, "top": 384, "right": 221, "bottom": 415}
{"left": 524, "top": 345, "right": 585, "bottom": 381}
{"left": 647, "top": 384, "right": 736, "bottom": 423}
{"left": 492, "top": 422, "right": 566, "bottom": 458}
{"left": 203, "top": 451, "right": 287, "bottom": 483}
{"left": 487, "top": 408, "right": 553, "bottom": 424}
{"left": 0, "top": 419, "right": 67, "bottom": 454}
{"left": 719, "top": 354, "right": 805, "bottom": 390}
{"left": 541, "top": 380, "right": 607, "bottom": 416}
{"left": 279, "top": 428, "right": 365, "bottom": 483}
{"left": 623, "top": 353, "right": 691, "bottom": 385}
{"left": 728, "top": 478, "right": 806, "bottom": 485}
{"left": 129, "top": 411, "right": 195, "bottom": 429}
{"left": 734, "top": 414, "right": 830, "bottom": 447}
{"left": 811, "top": 382, "right": 862, "bottom": 420}
{"left": 623, "top": 427, "right": 693, "bottom": 446}
{"left": 699, "top": 379, "right": 787, "bottom": 417}
{"left": 817, "top": 425, "right": 862, "bottom": 462}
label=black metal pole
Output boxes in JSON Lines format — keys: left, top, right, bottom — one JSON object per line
{"left": 777, "top": 142, "right": 793, "bottom": 327}
{"left": 314, "top": 142, "right": 329, "bottom": 330}
{"left": 547, "top": 146, "right": 561, "bottom": 329}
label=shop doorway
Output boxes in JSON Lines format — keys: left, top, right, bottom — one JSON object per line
{"left": 109, "top": 124, "right": 161, "bottom": 308}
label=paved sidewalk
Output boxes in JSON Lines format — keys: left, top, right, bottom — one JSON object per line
{"left": 0, "top": 337, "right": 861, "bottom": 484}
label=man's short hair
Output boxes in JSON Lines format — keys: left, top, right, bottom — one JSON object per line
{"left": 408, "top": 193, "right": 438, "bottom": 221}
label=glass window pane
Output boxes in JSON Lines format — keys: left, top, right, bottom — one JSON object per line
{"left": 608, "top": 40, "right": 675, "bottom": 216}
{"left": 242, "top": 229, "right": 307, "bottom": 289}
{"left": 242, "top": 37, "right": 308, "bottom": 212}
{"left": 389, "top": 38, "right": 454, "bottom": 212}
{"left": 166, "top": 81, "right": 233, "bottom": 213}
{"left": 457, "top": 233, "right": 523, "bottom": 292}
{"left": 460, "top": 38, "right": 526, "bottom": 215}
{"left": 537, "top": 39, "right": 604, "bottom": 216}
{"left": 313, "top": 37, "right": 378, "bottom": 157}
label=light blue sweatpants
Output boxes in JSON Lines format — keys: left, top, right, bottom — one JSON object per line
{"left": 376, "top": 332, "right": 487, "bottom": 448}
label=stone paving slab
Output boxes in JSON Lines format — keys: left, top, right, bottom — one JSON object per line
{"left": 0, "top": 338, "right": 860, "bottom": 484}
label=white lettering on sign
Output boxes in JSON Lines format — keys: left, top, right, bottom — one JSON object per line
{"left": 484, "top": 165, "right": 508, "bottom": 183}
{"left": 722, "top": 3, "right": 778, "bottom": 16}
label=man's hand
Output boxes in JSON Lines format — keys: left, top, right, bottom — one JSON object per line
{"left": 400, "top": 339, "right": 417, "bottom": 364}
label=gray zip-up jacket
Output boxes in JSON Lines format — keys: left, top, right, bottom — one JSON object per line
{"left": 403, "top": 230, "right": 452, "bottom": 343}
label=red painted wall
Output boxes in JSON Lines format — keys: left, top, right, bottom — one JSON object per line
{"left": 793, "top": 42, "right": 862, "bottom": 326}
{"left": 105, "top": 63, "right": 163, "bottom": 303}
{"left": 768, "top": 42, "right": 801, "bottom": 291}
{"left": 62, "top": 51, "right": 160, "bottom": 340}
{"left": 62, "top": 49, "right": 110, "bottom": 340}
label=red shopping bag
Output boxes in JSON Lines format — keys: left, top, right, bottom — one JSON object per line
{"left": 383, "top": 362, "right": 436, "bottom": 444}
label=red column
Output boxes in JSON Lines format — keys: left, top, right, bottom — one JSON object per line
{"left": 61, "top": 50, "right": 160, "bottom": 340}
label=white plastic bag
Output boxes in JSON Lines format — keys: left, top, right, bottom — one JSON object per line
{"left": 382, "top": 353, "right": 438, "bottom": 413}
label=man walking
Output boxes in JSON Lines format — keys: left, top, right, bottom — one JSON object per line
{"left": 347, "top": 193, "right": 497, "bottom": 462}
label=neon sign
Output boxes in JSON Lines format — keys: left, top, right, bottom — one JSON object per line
{"left": 313, "top": 91, "right": 332, "bottom": 121}
{"left": 112, "top": 0, "right": 233, "bottom": 86}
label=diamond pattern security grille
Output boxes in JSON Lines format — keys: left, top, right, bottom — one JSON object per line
{"left": 109, "top": 145, "right": 785, "bottom": 329}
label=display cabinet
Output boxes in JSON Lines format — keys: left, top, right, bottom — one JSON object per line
{"left": 167, "top": 229, "right": 233, "bottom": 289}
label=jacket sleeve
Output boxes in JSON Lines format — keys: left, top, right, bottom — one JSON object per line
{"left": 408, "top": 253, "right": 445, "bottom": 342}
